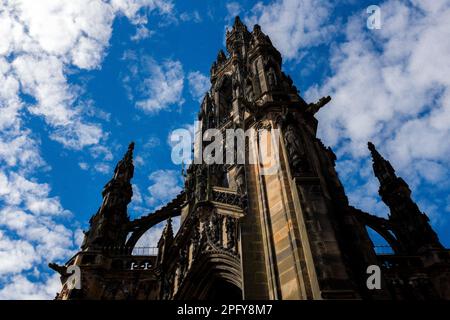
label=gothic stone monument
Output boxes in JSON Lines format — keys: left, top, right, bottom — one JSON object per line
{"left": 51, "top": 17, "right": 450, "bottom": 300}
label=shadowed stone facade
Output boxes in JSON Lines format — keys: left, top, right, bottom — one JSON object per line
{"left": 51, "top": 17, "right": 450, "bottom": 300}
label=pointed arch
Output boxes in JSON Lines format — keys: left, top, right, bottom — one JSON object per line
{"left": 355, "top": 209, "right": 402, "bottom": 254}
{"left": 125, "top": 192, "right": 184, "bottom": 249}
{"left": 175, "top": 251, "right": 242, "bottom": 300}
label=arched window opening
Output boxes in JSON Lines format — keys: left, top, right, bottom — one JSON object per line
{"left": 366, "top": 226, "right": 395, "bottom": 255}
{"left": 217, "top": 76, "right": 233, "bottom": 126}
{"left": 130, "top": 217, "right": 181, "bottom": 256}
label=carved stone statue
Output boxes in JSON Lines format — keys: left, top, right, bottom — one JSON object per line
{"left": 195, "top": 165, "right": 207, "bottom": 201}
{"left": 235, "top": 165, "right": 246, "bottom": 195}
{"left": 245, "top": 79, "right": 254, "bottom": 101}
{"left": 210, "top": 213, "right": 221, "bottom": 244}
{"left": 184, "top": 165, "right": 195, "bottom": 201}
{"left": 225, "top": 217, "right": 236, "bottom": 250}
{"left": 267, "top": 66, "right": 278, "bottom": 89}
{"left": 283, "top": 122, "right": 311, "bottom": 176}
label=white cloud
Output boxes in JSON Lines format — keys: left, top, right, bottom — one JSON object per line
{"left": 0, "top": 172, "right": 68, "bottom": 216}
{"left": 134, "top": 155, "right": 145, "bottom": 167}
{"left": 90, "top": 145, "right": 114, "bottom": 161}
{"left": 0, "top": 0, "right": 175, "bottom": 299}
{"left": 145, "top": 169, "right": 182, "bottom": 207}
{"left": 180, "top": 10, "right": 202, "bottom": 23}
{"left": 0, "top": 1, "right": 112, "bottom": 150}
{"left": 226, "top": 2, "right": 241, "bottom": 20}
{"left": 132, "top": 183, "right": 143, "bottom": 204}
{"left": 305, "top": 0, "right": 450, "bottom": 222}
{"left": 0, "top": 273, "right": 61, "bottom": 300}
{"left": 143, "top": 136, "right": 161, "bottom": 149}
{"left": 131, "top": 25, "right": 154, "bottom": 41}
{"left": 0, "top": 0, "right": 175, "bottom": 150}
{"left": 111, "top": 0, "right": 174, "bottom": 22}
{"left": 0, "top": 231, "right": 37, "bottom": 275}
{"left": 188, "top": 71, "right": 210, "bottom": 103}
{"left": 94, "top": 162, "right": 111, "bottom": 174}
{"left": 129, "top": 57, "right": 185, "bottom": 113}
{"left": 245, "top": 0, "right": 335, "bottom": 60}
{"left": 0, "top": 173, "right": 76, "bottom": 277}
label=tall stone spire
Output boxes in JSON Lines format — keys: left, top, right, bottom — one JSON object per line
{"left": 81, "top": 142, "right": 135, "bottom": 250}
{"left": 226, "top": 16, "right": 251, "bottom": 56}
{"left": 368, "top": 141, "right": 396, "bottom": 185}
{"left": 100, "top": 141, "right": 135, "bottom": 210}
{"left": 368, "top": 142, "right": 443, "bottom": 254}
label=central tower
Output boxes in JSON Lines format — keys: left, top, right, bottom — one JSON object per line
{"left": 203, "top": 16, "right": 368, "bottom": 299}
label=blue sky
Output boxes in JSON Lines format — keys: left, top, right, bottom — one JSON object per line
{"left": 0, "top": 0, "right": 449, "bottom": 299}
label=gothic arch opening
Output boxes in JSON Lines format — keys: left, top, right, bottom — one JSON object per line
{"left": 127, "top": 217, "right": 180, "bottom": 256}
{"left": 176, "top": 252, "right": 242, "bottom": 300}
{"left": 366, "top": 226, "right": 395, "bottom": 255}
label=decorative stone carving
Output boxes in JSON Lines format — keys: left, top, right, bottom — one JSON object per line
{"left": 225, "top": 217, "right": 236, "bottom": 250}
{"left": 209, "top": 213, "right": 221, "bottom": 244}
{"left": 267, "top": 66, "right": 278, "bottom": 89}
{"left": 195, "top": 165, "right": 207, "bottom": 201}
{"left": 184, "top": 165, "right": 195, "bottom": 201}
{"left": 282, "top": 119, "right": 312, "bottom": 177}
{"left": 245, "top": 79, "right": 254, "bottom": 102}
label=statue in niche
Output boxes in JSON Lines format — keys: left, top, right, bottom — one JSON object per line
{"left": 267, "top": 66, "right": 278, "bottom": 89}
{"left": 283, "top": 121, "right": 312, "bottom": 176}
{"left": 225, "top": 217, "right": 236, "bottom": 250}
{"left": 245, "top": 79, "right": 254, "bottom": 102}
{"left": 232, "top": 72, "right": 241, "bottom": 99}
{"left": 220, "top": 166, "right": 229, "bottom": 188}
{"left": 191, "top": 222, "right": 200, "bottom": 253}
{"left": 178, "top": 248, "right": 188, "bottom": 279}
{"left": 210, "top": 213, "right": 221, "bottom": 243}
{"left": 195, "top": 165, "right": 206, "bottom": 201}
{"left": 235, "top": 165, "right": 246, "bottom": 195}
{"left": 183, "top": 165, "right": 195, "bottom": 201}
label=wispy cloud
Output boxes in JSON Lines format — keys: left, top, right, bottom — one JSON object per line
{"left": 0, "top": 0, "right": 176, "bottom": 300}
{"left": 123, "top": 55, "right": 185, "bottom": 113}
{"left": 305, "top": 0, "right": 450, "bottom": 222}
{"left": 180, "top": 10, "right": 202, "bottom": 23}
{"left": 187, "top": 71, "right": 210, "bottom": 103}
{"left": 245, "top": 0, "right": 335, "bottom": 60}
{"left": 145, "top": 169, "right": 183, "bottom": 208}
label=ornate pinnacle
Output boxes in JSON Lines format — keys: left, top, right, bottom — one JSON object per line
{"left": 115, "top": 141, "right": 135, "bottom": 178}
{"left": 101, "top": 142, "right": 135, "bottom": 200}
{"left": 159, "top": 217, "right": 174, "bottom": 247}
{"left": 233, "top": 16, "right": 244, "bottom": 29}
{"left": 124, "top": 141, "right": 134, "bottom": 162}
{"left": 164, "top": 217, "right": 173, "bottom": 238}
{"left": 368, "top": 142, "right": 396, "bottom": 184}
{"left": 368, "top": 141, "right": 379, "bottom": 159}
